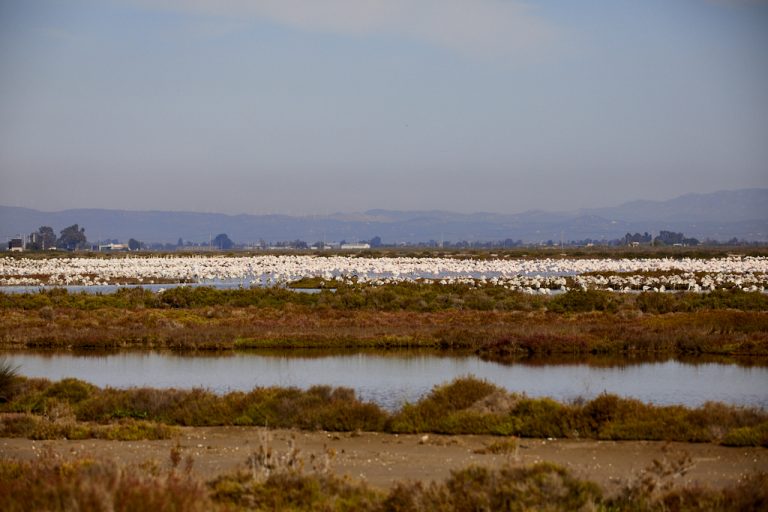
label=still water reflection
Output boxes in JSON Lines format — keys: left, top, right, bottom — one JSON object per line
{"left": 5, "top": 352, "right": 767, "bottom": 411}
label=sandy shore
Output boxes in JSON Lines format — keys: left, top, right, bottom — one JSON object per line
{"left": 2, "top": 427, "right": 766, "bottom": 493}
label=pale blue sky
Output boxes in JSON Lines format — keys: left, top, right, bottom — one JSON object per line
{"left": 1, "top": 0, "right": 766, "bottom": 215}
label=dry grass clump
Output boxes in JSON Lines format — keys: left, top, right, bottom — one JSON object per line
{"left": 473, "top": 437, "right": 519, "bottom": 456}
{"left": 210, "top": 428, "right": 381, "bottom": 510}
{"left": 467, "top": 389, "right": 519, "bottom": 415}
{"left": 0, "top": 446, "right": 209, "bottom": 512}
{"left": 612, "top": 446, "right": 768, "bottom": 511}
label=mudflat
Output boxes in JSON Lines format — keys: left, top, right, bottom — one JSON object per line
{"left": 2, "top": 427, "right": 765, "bottom": 493}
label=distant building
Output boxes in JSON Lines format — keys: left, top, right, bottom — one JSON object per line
{"left": 8, "top": 237, "right": 24, "bottom": 251}
{"left": 340, "top": 243, "right": 371, "bottom": 250}
{"left": 98, "top": 243, "right": 127, "bottom": 252}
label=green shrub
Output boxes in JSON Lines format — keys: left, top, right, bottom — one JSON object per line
{"left": 44, "top": 378, "right": 96, "bottom": 403}
{"left": 433, "top": 411, "right": 507, "bottom": 435}
{"left": 510, "top": 398, "right": 574, "bottom": 438}
{"left": 549, "top": 290, "right": 618, "bottom": 313}
{"left": 582, "top": 393, "right": 622, "bottom": 427}
{"left": 636, "top": 292, "right": 680, "bottom": 313}
{"left": 721, "top": 422, "right": 768, "bottom": 447}
{"left": 692, "top": 289, "right": 768, "bottom": 311}
{"left": 388, "top": 377, "right": 501, "bottom": 433}
{"left": 424, "top": 377, "right": 501, "bottom": 411}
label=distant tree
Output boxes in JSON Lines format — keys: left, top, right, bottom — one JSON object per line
{"left": 56, "top": 224, "right": 87, "bottom": 251}
{"left": 128, "top": 238, "right": 143, "bottom": 251}
{"left": 624, "top": 232, "right": 652, "bottom": 245}
{"left": 177, "top": 238, "right": 184, "bottom": 247}
{"left": 27, "top": 226, "right": 56, "bottom": 250}
{"left": 654, "top": 230, "right": 699, "bottom": 246}
{"left": 213, "top": 233, "right": 234, "bottom": 250}
{"left": 37, "top": 226, "right": 56, "bottom": 250}
{"left": 655, "top": 231, "right": 682, "bottom": 246}
{"left": 369, "top": 236, "right": 382, "bottom": 248}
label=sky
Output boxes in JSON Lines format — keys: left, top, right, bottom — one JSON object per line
{"left": 1, "top": 0, "right": 767, "bottom": 215}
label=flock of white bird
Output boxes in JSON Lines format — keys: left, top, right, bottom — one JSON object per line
{"left": 1, "top": 255, "right": 766, "bottom": 293}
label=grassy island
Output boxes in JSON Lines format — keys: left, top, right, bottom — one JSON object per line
{"left": 0, "top": 285, "right": 766, "bottom": 361}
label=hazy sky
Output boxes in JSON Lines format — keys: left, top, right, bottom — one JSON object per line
{"left": 1, "top": 0, "right": 767, "bottom": 215}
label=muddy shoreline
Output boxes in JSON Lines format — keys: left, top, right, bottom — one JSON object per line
{"left": 3, "top": 427, "right": 766, "bottom": 494}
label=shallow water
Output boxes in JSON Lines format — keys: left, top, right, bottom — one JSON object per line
{"left": 5, "top": 351, "right": 766, "bottom": 411}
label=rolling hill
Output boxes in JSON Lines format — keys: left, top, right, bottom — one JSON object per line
{"left": 1, "top": 189, "right": 766, "bottom": 245}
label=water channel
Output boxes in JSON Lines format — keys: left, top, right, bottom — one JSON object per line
{"left": 5, "top": 351, "right": 766, "bottom": 411}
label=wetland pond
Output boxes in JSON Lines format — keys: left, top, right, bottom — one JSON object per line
{"left": 5, "top": 351, "right": 767, "bottom": 411}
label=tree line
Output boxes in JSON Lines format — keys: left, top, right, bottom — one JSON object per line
{"left": 19, "top": 225, "right": 757, "bottom": 253}
{"left": 27, "top": 225, "right": 87, "bottom": 251}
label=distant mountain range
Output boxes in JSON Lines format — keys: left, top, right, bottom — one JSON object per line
{"left": 1, "top": 189, "right": 767, "bottom": 244}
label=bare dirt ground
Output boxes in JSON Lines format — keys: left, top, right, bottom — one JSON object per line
{"left": 2, "top": 427, "right": 766, "bottom": 493}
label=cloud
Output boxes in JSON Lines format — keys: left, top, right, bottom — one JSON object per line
{"left": 133, "top": 0, "right": 556, "bottom": 58}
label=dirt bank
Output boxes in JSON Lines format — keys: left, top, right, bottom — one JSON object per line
{"left": 2, "top": 427, "right": 765, "bottom": 494}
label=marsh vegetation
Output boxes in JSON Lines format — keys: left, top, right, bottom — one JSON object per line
{"left": 1, "top": 376, "right": 766, "bottom": 447}
{"left": 2, "top": 253, "right": 766, "bottom": 509}
{"left": 1, "top": 286, "right": 767, "bottom": 361}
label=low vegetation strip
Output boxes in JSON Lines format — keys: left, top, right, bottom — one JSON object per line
{"left": 1, "top": 448, "right": 766, "bottom": 511}
{"left": 2, "top": 284, "right": 768, "bottom": 312}
{"left": 2, "top": 286, "right": 766, "bottom": 358}
{"left": 1, "top": 299, "right": 766, "bottom": 358}
{"left": 1, "top": 375, "right": 766, "bottom": 446}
